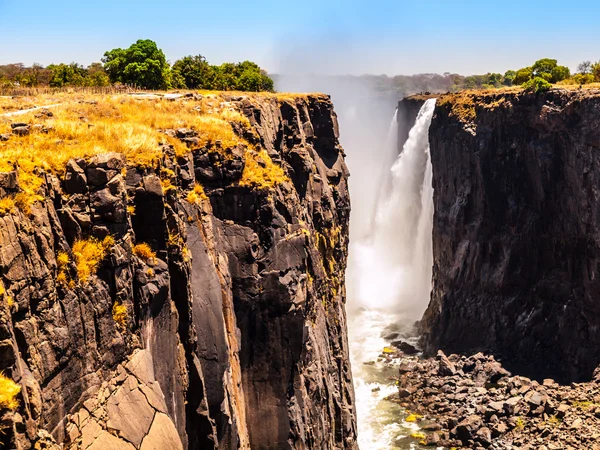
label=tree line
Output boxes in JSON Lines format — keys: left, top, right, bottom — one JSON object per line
{"left": 361, "top": 57, "right": 600, "bottom": 98}
{"left": 0, "top": 39, "right": 274, "bottom": 92}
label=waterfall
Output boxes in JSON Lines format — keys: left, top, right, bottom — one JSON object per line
{"left": 372, "top": 108, "right": 399, "bottom": 213}
{"left": 347, "top": 98, "right": 436, "bottom": 449}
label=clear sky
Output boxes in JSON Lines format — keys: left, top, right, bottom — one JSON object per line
{"left": 1, "top": 0, "right": 599, "bottom": 75}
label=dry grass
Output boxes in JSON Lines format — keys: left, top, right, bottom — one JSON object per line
{"left": 132, "top": 243, "right": 156, "bottom": 264}
{"left": 186, "top": 183, "right": 208, "bottom": 205}
{"left": 239, "top": 149, "right": 288, "bottom": 189}
{"left": 0, "top": 372, "right": 20, "bottom": 410}
{"left": 0, "top": 197, "right": 15, "bottom": 216}
{"left": 112, "top": 301, "right": 127, "bottom": 328}
{"left": 0, "top": 91, "right": 309, "bottom": 215}
{"left": 0, "top": 92, "right": 73, "bottom": 114}
{"left": 72, "top": 236, "right": 113, "bottom": 283}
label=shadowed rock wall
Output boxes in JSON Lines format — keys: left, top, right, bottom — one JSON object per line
{"left": 0, "top": 95, "right": 357, "bottom": 449}
{"left": 420, "top": 89, "right": 600, "bottom": 383}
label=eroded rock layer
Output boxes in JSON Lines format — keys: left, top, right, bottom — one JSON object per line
{"left": 420, "top": 89, "right": 600, "bottom": 383}
{"left": 0, "top": 94, "right": 356, "bottom": 449}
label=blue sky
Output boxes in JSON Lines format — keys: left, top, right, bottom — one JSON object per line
{"left": 1, "top": 0, "right": 599, "bottom": 75}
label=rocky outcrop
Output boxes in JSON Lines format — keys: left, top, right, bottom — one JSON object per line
{"left": 394, "top": 350, "right": 600, "bottom": 449}
{"left": 420, "top": 88, "right": 600, "bottom": 383}
{"left": 0, "top": 95, "right": 356, "bottom": 449}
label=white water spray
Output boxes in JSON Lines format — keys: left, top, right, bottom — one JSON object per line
{"left": 348, "top": 98, "right": 437, "bottom": 449}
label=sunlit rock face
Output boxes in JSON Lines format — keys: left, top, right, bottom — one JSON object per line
{"left": 0, "top": 94, "right": 356, "bottom": 449}
{"left": 420, "top": 89, "right": 600, "bottom": 383}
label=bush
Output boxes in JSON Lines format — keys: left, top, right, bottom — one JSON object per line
{"left": 574, "top": 73, "right": 595, "bottom": 84}
{"left": 522, "top": 77, "right": 552, "bottom": 94}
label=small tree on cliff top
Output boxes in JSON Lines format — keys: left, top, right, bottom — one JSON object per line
{"left": 102, "top": 39, "right": 170, "bottom": 89}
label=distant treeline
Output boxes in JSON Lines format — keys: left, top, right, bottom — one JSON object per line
{"left": 352, "top": 58, "right": 600, "bottom": 97}
{"left": 0, "top": 39, "right": 274, "bottom": 92}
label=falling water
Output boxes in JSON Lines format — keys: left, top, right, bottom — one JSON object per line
{"left": 347, "top": 98, "right": 437, "bottom": 449}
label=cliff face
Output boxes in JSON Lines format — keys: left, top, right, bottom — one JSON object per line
{"left": 0, "top": 94, "right": 356, "bottom": 449}
{"left": 420, "top": 89, "right": 600, "bottom": 383}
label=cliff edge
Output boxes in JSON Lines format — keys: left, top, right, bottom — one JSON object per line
{"left": 420, "top": 88, "right": 600, "bottom": 383}
{"left": 0, "top": 92, "right": 357, "bottom": 449}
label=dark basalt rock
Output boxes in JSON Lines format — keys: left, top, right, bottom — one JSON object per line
{"left": 0, "top": 95, "right": 356, "bottom": 449}
{"left": 420, "top": 88, "right": 600, "bottom": 383}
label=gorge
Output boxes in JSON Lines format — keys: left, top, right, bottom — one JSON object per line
{"left": 3, "top": 85, "right": 600, "bottom": 449}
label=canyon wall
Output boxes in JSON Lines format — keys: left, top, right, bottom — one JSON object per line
{"left": 420, "top": 89, "right": 600, "bottom": 383}
{"left": 0, "top": 95, "right": 357, "bottom": 449}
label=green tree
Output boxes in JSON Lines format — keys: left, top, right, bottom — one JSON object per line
{"left": 550, "top": 65, "right": 570, "bottom": 83}
{"left": 171, "top": 55, "right": 212, "bottom": 89}
{"left": 87, "top": 63, "right": 110, "bottom": 86}
{"left": 102, "top": 39, "right": 170, "bottom": 89}
{"left": 48, "top": 63, "right": 87, "bottom": 87}
{"left": 503, "top": 70, "right": 516, "bottom": 86}
{"left": 532, "top": 58, "right": 558, "bottom": 78}
{"left": 514, "top": 67, "right": 533, "bottom": 85}
{"left": 487, "top": 73, "right": 503, "bottom": 87}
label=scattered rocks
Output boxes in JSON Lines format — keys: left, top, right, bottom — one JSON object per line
{"left": 391, "top": 340, "right": 419, "bottom": 355}
{"left": 394, "top": 351, "right": 600, "bottom": 448}
{"left": 11, "top": 123, "right": 30, "bottom": 136}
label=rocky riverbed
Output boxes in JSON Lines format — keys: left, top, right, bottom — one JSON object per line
{"left": 376, "top": 343, "right": 600, "bottom": 449}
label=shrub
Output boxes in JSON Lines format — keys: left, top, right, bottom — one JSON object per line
{"left": 523, "top": 77, "right": 552, "bottom": 94}
{"left": 592, "top": 62, "right": 600, "bottom": 82}
{"left": 574, "top": 73, "right": 595, "bottom": 84}
{"left": 0, "top": 373, "right": 20, "bottom": 410}
{"left": 56, "top": 251, "right": 70, "bottom": 268}
{"left": 132, "top": 243, "right": 156, "bottom": 263}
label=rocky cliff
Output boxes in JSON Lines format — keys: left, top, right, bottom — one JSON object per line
{"left": 0, "top": 93, "right": 357, "bottom": 449}
{"left": 419, "top": 88, "right": 600, "bottom": 383}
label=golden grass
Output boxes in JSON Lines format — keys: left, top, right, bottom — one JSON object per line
{"left": 0, "top": 197, "right": 15, "bottom": 216}
{"left": 239, "top": 149, "right": 288, "bottom": 189}
{"left": 132, "top": 243, "right": 156, "bottom": 263}
{"left": 0, "top": 373, "right": 20, "bottom": 410}
{"left": 0, "top": 281, "right": 10, "bottom": 308}
{"left": 72, "top": 236, "right": 113, "bottom": 283}
{"left": 0, "top": 92, "right": 75, "bottom": 114}
{"left": 186, "top": 182, "right": 208, "bottom": 205}
{"left": 112, "top": 301, "right": 127, "bottom": 328}
{"left": 0, "top": 91, "right": 313, "bottom": 215}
